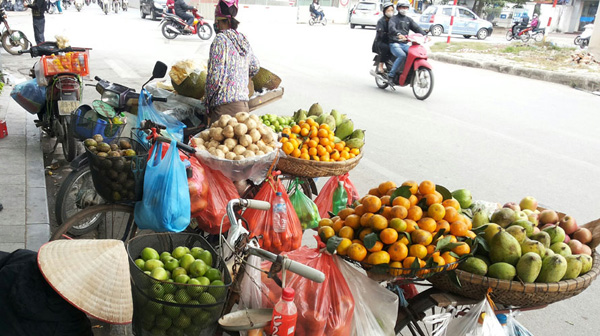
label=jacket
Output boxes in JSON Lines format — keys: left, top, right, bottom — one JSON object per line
{"left": 388, "top": 14, "right": 425, "bottom": 43}
{"left": 372, "top": 16, "right": 390, "bottom": 52}
{"left": 27, "top": 0, "right": 45, "bottom": 18}
{"left": 174, "top": 0, "right": 193, "bottom": 17}
{"left": 206, "top": 29, "right": 260, "bottom": 109}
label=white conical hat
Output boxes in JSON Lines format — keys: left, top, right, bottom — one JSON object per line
{"left": 37, "top": 239, "right": 133, "bottom": 324}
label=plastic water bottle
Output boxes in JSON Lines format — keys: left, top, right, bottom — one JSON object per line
{"left": 270, "top": 288, "right": 297, "bottom": 336}
{"left": 273, "top": 192, "right": 288, "bottom": 233}
{"left": 331, "top": 181, "right": 348, "bottom": 215}
{"left": 496, "top": 313, "right": 510, "bottom": 334}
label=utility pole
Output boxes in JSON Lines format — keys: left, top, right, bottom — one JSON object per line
{"left": 542, "top": 0, "right": 559, "bottom": 43}
{"left": 446, "top": 0, "right": 458, "bottom": 43}
{"left": 588, "top": 5, "right": 599, "bottom": 57}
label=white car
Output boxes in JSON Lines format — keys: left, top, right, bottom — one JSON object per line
{"left": 350, "top": 2, "right": 421, "bottom": 29}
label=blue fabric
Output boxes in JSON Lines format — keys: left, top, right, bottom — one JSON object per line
{"left": 136, "top": 88, "right": 185, "bottom": 148}
{"left": 10, "top": 79, "right": 47, "bottom": 114}
{"left": 389, "top": 42, "right": 410, "bottom": 77}
{"left": 134, "top": 140, "right": 191, "bottom": 232}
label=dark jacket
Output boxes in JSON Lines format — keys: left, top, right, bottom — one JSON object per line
{"left": 26, "top": 0, "right": 45, "bottom": 18}
{"left": 388, "top": 14, "right": 425, "bottom": 43}
{"left": 372, "top": 16, "right": 390, "bottom": 52}
{"left": 0, "top": 249, "right": 93, "bottom": 336}
{"left": 174, "top": 0, "right": 193, "bottom": 17}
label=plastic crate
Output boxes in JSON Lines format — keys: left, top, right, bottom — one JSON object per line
{"left": 127, "top": 233, "right": 232, "bottom": 336}
{"left": 71, "top": 105, "right": 125, "bottom": 142}
{"left": 41, "top": 51, "right": 89, "bottom": 77}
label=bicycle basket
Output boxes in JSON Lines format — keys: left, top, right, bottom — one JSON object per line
{"left": 85, "top": 137, "right": 147, "bottom": 203}
{"left": 71, "top": 105, "right": 126, "bottom": 142}
{"left": 127, "top": 233, "right": 232, "bottom": 336}
{"left": 343, "top": 255, "right": 462, "bottom": 282}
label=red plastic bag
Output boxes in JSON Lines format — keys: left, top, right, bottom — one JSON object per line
{"left": 261, "top": 243, "right": 355, "bottom": 336}
{"left": 314, "top": 173, "right": 360, "bottom": 219}
{"left": 193, "top": 161, "right": 239, "bottom": 234}
{"left": 188, "top": 156, "right": 209, "bottom": 218}
{"left": 245, "top": 177, "right": 303, "bottom": 254}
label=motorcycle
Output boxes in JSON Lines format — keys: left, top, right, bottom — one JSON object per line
{"left": 308, "top": 12, "right": 327, "bottom": 26}
{"left": 75, "top": 0, "right": 83, "bottom": 11}
{"left": 17, "top": 42, "right": 89, "bottom": 161}
{"left": 370, "top": 34, "right": 434, "bottom": 100}
{"left": 160, "top": 8, "right": 213, "bottom": 40}
{"left": 506, "top": 20, "right": 533, "bottom": 42}
{"left": 574, "top": 24, "right": 593, "bottom": 49}
{"left": 121, "top": 0, "right": 127, "bottom": 11}
{"left": 0, "top": 7, "right": 31, "bottom": 55}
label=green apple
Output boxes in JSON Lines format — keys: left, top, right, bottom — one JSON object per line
{"left": 173, "top": 314, "right": 191, "bottom": 329}
{"left": 186, "top": 278, "right": 204, "bottom": 297}
{"left": 192, "top": 310, "right": 212, "bottom": 327}
{"left": 179, "top": 254, "right": 196, "bottom": 272}
{"left": 155, "top": 315, "right": 172, "bottom": 330}
{"left": 198, "top": 251, "right": 213, "bottom": 268}
{"left": 150, "top": 328, "right": 167, "bottom": 336}
{"left": 172, "top": 267, "right": 187, "bottom": 279}
{"left": 150, "top": 267, "right": 169, "bottom": 281}
{"left": 174, "top": 274, "right": 190, "bottom": 284}
{"left": 175, "top": 289, "right": 191, "bottom": 304}
{"left": 163, "top": 299, "right": 181, "bottom": 319}
{"left": 451, "top": 189, "right": 473, "bottom": 209}
{"left": 134, "top": 258, "right": 145, "bottom": 270}
{"left": 204, "top": 268, "right": 221, "bottom": 282}
{"left": 164, "top": 257, "right": 180, "bottom": 272}
{"left": 208, "top": 280, "right": 225, "bottom": 300}
{"left": 163, "top": 293, "right": 175, "bottom": 302}
{"left": 141, "top": 247, "right": 160, "bottom": 261}
{"left": 145, "top": 300, "right": 163, "bottom": 315}
{"left": 172, "top": 246, "right": 187, "bottom": 260}
{"left": 189, "top": 260, "right": 208, "bottom": 278}
{"left": 162, "top": 282, "right": 177, "bottom": 295}
{"left": 150, "top": 283, "right": 165, "bottom": 299}
{"left": 160, "top": 252, "right": 172, "bottom": 264}
{"left": 166, "top": 326, "right": 185, "bottom": 336}
{"left": 144, "top": 259, "right": 164, "bottom": 272}
{"left": 184, "top": 300, "right": 202, "bottom": 317}
{"left": 190, "top": 247, "right": 204, "bottom": 259}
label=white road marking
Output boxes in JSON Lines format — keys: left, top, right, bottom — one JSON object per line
{"left": 105, "top": 59, "right": 139, "bottom": 78}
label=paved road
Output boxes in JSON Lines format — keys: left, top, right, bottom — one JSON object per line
{"left": 2, "top": 7, "right": 599, "bottom": 335}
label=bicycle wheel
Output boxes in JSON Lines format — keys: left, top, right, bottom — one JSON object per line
{"left": 51, "top": 204, "right": 137, "bottom": 241}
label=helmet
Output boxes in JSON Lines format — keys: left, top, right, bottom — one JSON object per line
{"left": 533, "top": 13, "right": 538, "bottom": 18}
{"left": 396, "top": 1, "right": 410, "bottom": 8}
{"left": 383, "top": 2, "right": 393, "bottom": 11}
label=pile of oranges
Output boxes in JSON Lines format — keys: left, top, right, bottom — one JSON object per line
{"left": 318, "top": 180, "right": 476, "bottom": 276}
{"left": 280, "top": 119, "right": 360, "bottom": 162}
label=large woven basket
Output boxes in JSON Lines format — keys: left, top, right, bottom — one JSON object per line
{"left": 275, "top": 152, "right": 363, "bottom": 178}
{"left": 427, "top": 251, "right": 600, "bottom": 308}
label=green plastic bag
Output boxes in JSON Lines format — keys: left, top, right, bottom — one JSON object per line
{"left": 288, "top": 179, "right": 320, "bottom": 230}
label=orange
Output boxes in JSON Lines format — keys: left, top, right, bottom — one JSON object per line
{"left": 409, "top": 195, "right": 419, "bottom": 207}
{"left": 367, "top": 251, "right": 390, "bottom": 265}
{"left": 354, "top": 204, "right": 366, "bottom": 217}
{"left": 444, "top": 207, "right": 461, "bottom": 223}
{"left": 462, "top": 215, "right": 473, "bottom": 230}
{"left": 344, "top": 214, "right": 361, "bottom": 230}
{"left": 336, "top": 238, "right": 352, "bottom": 256}
{"left": 360, "top": 213, "right": 374, "bottom": 227}
{"left": 424, "top": 194, "right": 441, "bottom": 206}
{"left": 380, "top": 228, "right": 399, "bottom": 245}
{"left": 332, "top": 219, "right": 345, "bottom": 233}
{"left": 411, "top": 229, "right": 433, "bottom": 246}
{"left": 339, "top": 226, "right": 355, "bottom": 240}
{"left": 347, "top": 243, "right": 367, "bottom": 262}
{"left": 389, "top": 218, "right": 407, "bottom": 232}
{"left": 436, "top": 220, "right": 451, "bottom": 233}
{"left": 432, "top": 255, "right": 446, "bottom": 267}
{"left": 404, "top": 219, "right": 418, "bottom": 233}
{"left": 441, "top": 251, "right": 457, "bottom": 264}
{"left": 409, "top": 244, "right": 428, "bottom": 259}
{"left": 389, "top": 261, "right": 404, "bottom": 276}
{"left": 381, "top": 206, "right": 393, "bottom": 220}
{"left": 318, "top": 226, "right": 335, "bottom": 243}
{"left": 390, "top": 206, "right": 408, "bottom": 219}
{"left": 450, "top": 221, "right": 469, "bottom": 237}
{"left": 417, "top": 217, "right": 437, "bottom": 233}
{"left": 452, "top": 242, "right": 471, "bottom": 256}
{"left": 398, "top": 235, "right": 409, "bottom": 245}
{"left": 350, "top": 148, "right": 360, "bottom": 155}
{"left": 401, "top": 180, "right": 419, "bottom": 195}
{"left": 300, "top": 128, "right": 309, "bottom": 136}
{"left": 407, "top": 206, "right": 423, "bottom": 221}
{"left": 362, "top": 195, "right": 382, "bottom": 213}
{"left": 317, "top": 129, "right": 328, "bottom": 138}
{"left": 446, "top": 235, "right": 458, "bottom": 243}
{"left": 392, "top": 196, "right": 411, "bottom": 208}
{"left": 427, "top": 204, "right": 446, "bottom": 221}
{"left": 442, "top": 199, "right": 461, "bottom": 211}
{"left": 466, "top": 230, "right": 477, "bottom": 239}
{"left": 308, "top": 147, "right": 317, "bottom": 156}
{"left": 368, "top": 188, "right": 382, "bottom": 197}
{"left": 318, "top": 218, "right": 333, "bottom": 228}
{"left": 378, "top": 181, "right": 397, "bottom": 195}
{"left": 359, "top": 228, "right": 373, "bottom": 241}
{"left": 291, "top": 148, "right": 301, "bottom": 158}
{"left": 367, "top": 241, "right": 384, "bottom": 253}
{"left": 282, "top": 142, "right": 294, "bottom": 155}
{"left": 403, "top": 256, "right": 425, "bottom": 269}
{"left": 352, "top": 239, "right": 363, "bottom": 245}
{"left": 300, "top": 153, "right": 310, "bottom": 160}
{"left": 388, "top": 242, "right": 409, "bottom": 261}
{"left": 380, "top": 195, "right": 391, "bottom": 206}
{"left": 291, "top": 125, "right": 301, "bottom": 134}
{"left": 369, "top": 214, "right": 388, "bottom": 231}
{"left": 419, "top": 180, "right": 436, "bottom": 195}
{"left": 337, "top": 208, "right": 355, "bottom": 220}
{"left": 318, "top": 123, "right": 330, "bottom": 130}
{"left": 426, "top": 244, "right": 437, "bottom": 256}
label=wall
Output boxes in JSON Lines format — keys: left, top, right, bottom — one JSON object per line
{"left": 589, "top": 5, "right": 600, "bottom": 57}
{"left": 129, "top": 0, "right": 140, "bottom": 8}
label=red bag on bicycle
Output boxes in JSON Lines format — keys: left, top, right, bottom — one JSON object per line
{"left": 314, "top": 173, "right": 360, "bottom": 218}
{"left": 188, "top": 156, "right": 209, "bottom": 218}
{"left": 193, "top": 161, "right": 239, "bottom": 234}
{"left": 244, "top": 176, "right": 302, "bottom": 254}
{"left": 260, "top": 243, "right": 355, "bottom": 336}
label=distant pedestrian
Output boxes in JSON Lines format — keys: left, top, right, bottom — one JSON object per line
{"left": 56, "top": 0, "right": 64, "bottom": 13}
{"left": 26, "top": 0, "right": 45, "bottom": 45}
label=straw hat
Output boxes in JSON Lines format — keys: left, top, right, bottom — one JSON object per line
{"left": 37, "top": 239, "right": 133, "bottom": 324}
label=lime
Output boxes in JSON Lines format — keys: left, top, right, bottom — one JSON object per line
{"left": 190, "top": 247, "right": 204, "bottom": 259}
{"left": 145, "top": 301, "right": 163, "bottom": 315}
{"left": 166, "top": 326, "right": 185, "bottom": 336}
{"left": 186, "top": 278, "right": 203, "bottom": 297}
{"left": 189, "top": 260, "right": 207, "bottom": 278}
{"left": 179, "top": 254, "right": 196, "bottom": 272}
{"left": 144, "top": 259, "right": 164, "bottom": 272}
{"left": 150, "top": 267, "right": 169, "bottom": 281}
{"left": 163, "top": 302, "right": 181, "bottom": 319}
{"left": 163, "top": 294, "right": 176, "bottom": 302}
{"left": 192, "top": 310, "right": 212, "bottom": 327}
{"left": 171, "top": 246, "right": 187, "bottom": 260}
{"left": 134, "top": 259, "right": 145, "bottom": 270}
{"left": 141, "top": 247, "right": 160, "bottom": 261}
{"left": 184, "top": 300, "right": 202, "bottom": 317}
{"left": 164, "top": 258, "right": 179, "bottom": 272}
{"left": 150, "top": 327, "right": 167, "bottom": 336}
{"left": 174, "top": 274, "right": 190, "bottom": 284}
{"left": 171, "top": 267, "right": 187, "bottom": 279}
{"left": 162, "top": 282, "right": 177, "bottom": 295}
{"left": 160, "top": 252, "right": 172, "bottom": 264}
{"left": 198, "top": 251, "right": 213, "bottom": 268}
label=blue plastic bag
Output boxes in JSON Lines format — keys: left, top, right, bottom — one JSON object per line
{"left": 134, "top": 140, "right": 191, "bottom": 232}
{"left": 10, "top": 79, "right": 46, "bottom": 114}
{"left": 136, "top": 88, "right": 185, "bottom": 147}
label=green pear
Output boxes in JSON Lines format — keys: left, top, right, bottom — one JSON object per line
{"left": 506, "top": 226, "right": 527, "bottom": 244}
{"left": 550, "top": 242, "right": 572, "bottom": 257}
{"left": 489, "top": 229, "right": 522, "bottom": 266}
{"left": 520, "top": 239, "right": 545, "bottom": 258}
{"left": 491, "top": 208, "right": 517, "bottom": 228}
{"left": 510, "top": 220, "right": 534, "bottom": 237}
{"left": 483, "top": 223, "right": 502, "bottom": 244}
{"left": 580, "top": 254, "right": 593, "bottom": 274}
{"left": 472, "top": 210, "right": 489, "bottom": 229}
{"left": 516, "top": 252, "right": 543, "bottom": 283}
{"left": 488, "top": 262, "right": 516, "bottom": 280}
{"left": 536, "top": 255, "right": 567, "bottom": 282}
{"left": 562, "top": 255, "right": 583, "bottom": 280}
{"left": 531, "top": 231, "right": 552, "bottom": 248}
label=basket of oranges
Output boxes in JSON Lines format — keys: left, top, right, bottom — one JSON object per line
{"left": 321, "top": 180, "right": 477, "bottom": 281}
{"left": 275, "top": 118, "right": 363, "bottom": 178}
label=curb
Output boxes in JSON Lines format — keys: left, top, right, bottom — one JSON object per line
{"left": 429, "top": 53, "right": 600, "bottom": 92}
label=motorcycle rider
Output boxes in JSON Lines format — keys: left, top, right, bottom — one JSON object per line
{"left": 388, "top": 1, "right": 425, "bottom": 80}
{"left": 530, "top": 13, "right": 539, "bottom": 31}
{"left": 174, "top": 0, "right": 195, "bottom": 31}
{"left": 310, "top": 0, "right": 324, "bottom": 21}
{"left": 373, "top": 2, "right": 394, "bottom": 74}
{"left": 513, "top": 12, "right": 529, "bottom": 36}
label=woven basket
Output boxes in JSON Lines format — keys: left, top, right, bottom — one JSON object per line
{"left": 427, "top": 251, "right": 600, "bottom": 308}
{"left": 275, "top": 152, "right": 363, "bottom": 178}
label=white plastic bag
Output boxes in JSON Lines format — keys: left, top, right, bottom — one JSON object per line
{"left": 505, "top": 311, "right": 533, "bottom": 336}
{"left": 334, "top": 256, "right": 399, "bottom": 336}
{"left": 446, "top": 295, "right": 507, "bottom": 336}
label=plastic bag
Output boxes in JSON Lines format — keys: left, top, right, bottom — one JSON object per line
{"left": 134, "top": 140, "right": 191, "bottom": 232}
{"left": 187, "top": 156, "right": 209, "bottom": 218}
{"left": 244, "top": 176, "right": 303, "bottom": 254}
{"left": 446, "top": 293, "right": 506, "bottom": 336}
{"left": 288, "top": 179, "right": 320, "bottom": 230}
{"left": 260, "top": 244, "right": 355, "bottom": 336}
{"left": 192, "top": 161, "right": 239, "bottom": 234}
{"left": 34, "top": 62, "right": 49, "bottom": 87}
{"left": 136, "top": 88, "right": 186, "bottom": 145}
{"left": 314, "top": 173, "right": 360, "bottom": 219}
{"left": 334, "top": 256, "right": 398, "bottom": 336}
{"left": 505, "top": 311, "right": 533, "bottom": 336}
{"left": 146, "top": 82, "right": 206, "bottom": 127}
{"left": 10, "top": 79, "right": 46, "bottom": 114}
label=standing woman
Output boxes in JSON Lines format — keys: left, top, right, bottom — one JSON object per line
{"left": 26, "top": 0, "right": 46, "bottom": 45}
{"left": 373, "top": 2, "right": 394, "bottom": 74}
{"left": 205, "top": 0, "right": 260, "bottom": 123}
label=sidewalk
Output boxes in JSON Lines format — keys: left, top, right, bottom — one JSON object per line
{"left": 0, "top": 80, "right": 50, "bottom": 252}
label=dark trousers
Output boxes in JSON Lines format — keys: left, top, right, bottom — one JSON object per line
{"left": 32, "top": 17, "right": 45, "bottom": 45}
{"left": 179, "top": 12, "right": 193, "bottom": 26}
{"left": 376, "top": 41, "right": 391, "bottom": 63}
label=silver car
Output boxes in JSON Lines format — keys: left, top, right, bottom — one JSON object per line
{"left": 418, "top": 5, "right": 493, "bottom": 39}
{"left": 350, "top": 2, "right": 421, "bottom": 29}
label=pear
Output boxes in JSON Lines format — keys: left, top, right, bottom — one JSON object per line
{"left": 330, "top": 109, "right": 343, "bottom": 127}
{"left": 542, "top": 225, "right": 566, "bottom": 245}
{"left": 491, "top": 208, "right": 517, "bottom": 228}
{"left": 550, "top": 242, "right": 572, "bottom": 257}
{"left": 489, "top": 229, "right": 522, "bottom": 266}
{"left": 536, "top": 255, "right": 567, "bottom": 283}
{"left": 517, "top": 252, "right": 543, "bottom": 283}
{"left": 580, "top": 254, "right": 593, "bottom": 274}
{"left": 472, "top": 210, "right": 490, "bottom": 229}
{"left": 506, "top": 226, "right": 527, "bottom": 244}
{"left": 510, "top": 220, "right": 534, "bottom": 237}
{"left": 562, "top": 255, "right": 583, "bottom": 280}
{"left": 531, "top": 231, "right": 552, "bottom": 248}
{"left": 520, "top": 239, "right": 545, "bottom": 258}
{"left": 308, "top": 103, "right": 323, "bottom": 117}
{"left": 488, "top": 262, "right": 516, "bottom": 281}
{"left": 483, "top": 223, "right": 502, "bottom": 244}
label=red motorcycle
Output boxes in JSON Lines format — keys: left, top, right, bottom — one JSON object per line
{"left": 160, "top": 8, "right": 213, "bottom": 40}
{"left": 371, "top": 34, "right": 434, "bottom": 100}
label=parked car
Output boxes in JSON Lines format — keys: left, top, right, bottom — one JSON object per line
{"left": 418, "top": 5, "right": 493, "bottom": 39}
{"left": 350, "top": 2, "right": 420, "bottom": 29}
{"left": 140, "top": 0, "right": 166, "bottom": 20}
